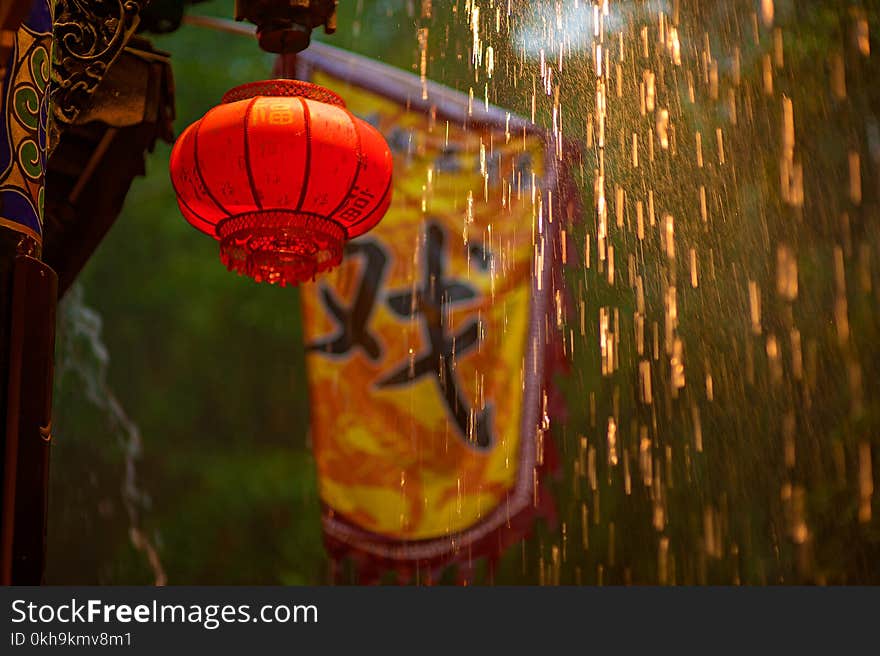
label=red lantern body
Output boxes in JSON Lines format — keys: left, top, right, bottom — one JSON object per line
{"left": 169, "top": 79, "right": 393, "bottom": 286}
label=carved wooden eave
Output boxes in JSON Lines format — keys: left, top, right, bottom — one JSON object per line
{"left": 28, "top": 0, "right": 176, "bottom": 296}
{"left": 44, "top": 36, "right": 175, "bottom": 296}
{"left": 49, "top": 0, "right": 146, "bottom": 150}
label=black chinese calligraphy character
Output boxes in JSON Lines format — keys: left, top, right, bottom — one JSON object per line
{"left": 378, "top": 221, "right": 494, "bottom": 450}
{"left": 468, "top": 242, "right": 492, "bottom": 273}
{"left": 308, "top": 241, "right": 388, "bottom": 361}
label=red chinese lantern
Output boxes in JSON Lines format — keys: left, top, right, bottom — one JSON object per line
{"left": 169, "top": 79, "right": 393, "bottom": 286}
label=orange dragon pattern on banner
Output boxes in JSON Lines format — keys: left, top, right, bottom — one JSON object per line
{"left": 297, "top": 48, "right": 567, "bottom": 580}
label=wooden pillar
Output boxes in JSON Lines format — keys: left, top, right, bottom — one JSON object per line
{"left": 0, "top": 0, "right": 57, "bottom": 585}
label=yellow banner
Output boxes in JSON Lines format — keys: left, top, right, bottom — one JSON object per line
{"left": 301, "top": 61, "right": 550, "bottom": 556}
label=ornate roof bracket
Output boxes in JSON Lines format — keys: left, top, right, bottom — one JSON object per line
{"left": 50, "top": 0, "right": 147, "bottom": 149}
{"left": 44, "top": 36, "right": 174, "bottom": 296}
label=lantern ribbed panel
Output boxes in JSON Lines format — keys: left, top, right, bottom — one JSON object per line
{"left": 169, "top": 79, "right": 393, "bottom": 286}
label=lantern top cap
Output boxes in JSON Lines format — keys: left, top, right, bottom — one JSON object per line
{"left": 221, "top": 79, "right": 346, "bottom": 107}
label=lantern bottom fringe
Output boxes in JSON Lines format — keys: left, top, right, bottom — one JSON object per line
{"left": 216, "top": 210, "right": 346, "bottom": 287}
